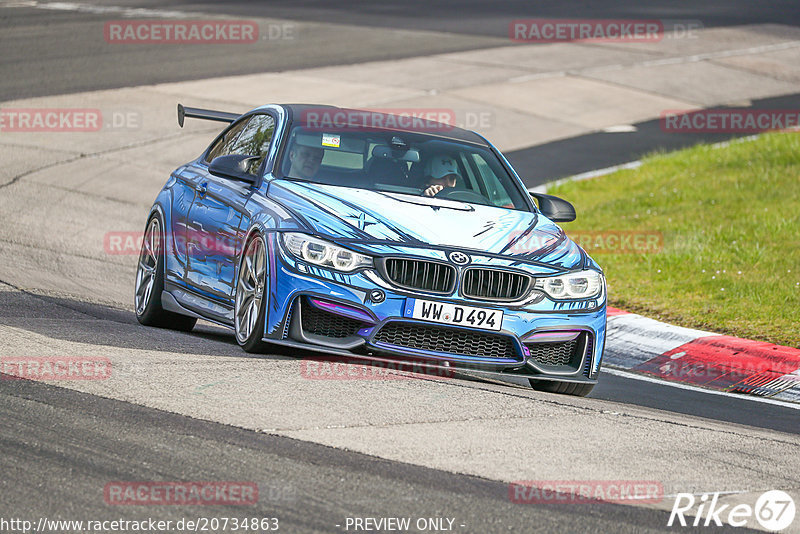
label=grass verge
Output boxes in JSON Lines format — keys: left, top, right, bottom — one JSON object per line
{"left": 550, "top": 133, "right": 800, "bottom": 347}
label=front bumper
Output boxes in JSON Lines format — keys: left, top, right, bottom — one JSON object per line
{"left": 263, "top": 235, "right": 606, "bottom": 382}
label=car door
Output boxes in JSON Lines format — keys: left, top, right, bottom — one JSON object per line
{"left": 183, "top": 113, "right": 276, "bottom": 314}
{"left": 169, "top": 118, "right": 250, "bottom": 283}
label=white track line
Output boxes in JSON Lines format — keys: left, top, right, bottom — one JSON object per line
{"left": 604, "top": 367, "right": 800, "bottom": 411}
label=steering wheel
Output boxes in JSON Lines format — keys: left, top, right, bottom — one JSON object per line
{"left": 434, "top": 187, "right": 489, "bottom": 205}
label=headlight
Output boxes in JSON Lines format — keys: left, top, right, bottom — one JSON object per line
{"left": 281, "top": 233, "right": 373, "bottom": 272}
{"left": 534, "top": 270, "right": 604, "bottom": 300}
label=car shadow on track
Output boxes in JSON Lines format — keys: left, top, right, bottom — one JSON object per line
{"left": 0, "top": 287, "right": 532, "bottom": 389}
{"left": 0, "top": 288, "right": 248, "bottom": 357}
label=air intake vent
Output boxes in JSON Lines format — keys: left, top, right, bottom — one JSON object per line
{"left": 525, "top": 331, "right": 593, "bottom": 372}
{"left": 528, "top": 338, "right": 579, "bottom": 367}
{"left": 301, "top": 300, "right": 366, "bottom": 338}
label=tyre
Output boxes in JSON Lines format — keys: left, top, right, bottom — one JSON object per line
{"left": 234, "top": 233, "right": 270, "bottom": 353}
{"left": 529, "top": 379, "right": 594, "bottom": 397}
{"left": 134, "top": 215, "right": 197, "bottom": 331}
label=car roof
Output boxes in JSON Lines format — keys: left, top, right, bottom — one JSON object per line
{"left": 277, "top": 103, "right": 489, "bottom": 146}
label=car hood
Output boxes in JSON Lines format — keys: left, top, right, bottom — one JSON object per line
{"left": 269, "top": 180, "right": 586, "bottom": 269}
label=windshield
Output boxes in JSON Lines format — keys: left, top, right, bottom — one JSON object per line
{"left": 278, "top": 125, "right": 530, "bottom": 211}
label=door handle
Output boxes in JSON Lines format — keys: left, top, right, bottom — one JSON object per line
{"left": 197, "top": 182, "right": 208, "bottom": 196}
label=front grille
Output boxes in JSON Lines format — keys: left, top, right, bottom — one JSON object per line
{"left": 462, "top": 268, "right": 530, "bottom": 301}
{"left": 373, "top": 322, "right": 518, "bottom": 360}
{"left": 301, "top": 300, "right": 366, "bottom": 338}
{"left": 383, "top": 258, "right": 456, "bottom": 294}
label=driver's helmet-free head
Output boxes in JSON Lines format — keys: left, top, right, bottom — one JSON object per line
{"left": 426, "top": 154, "right": 462, "bottom": 181}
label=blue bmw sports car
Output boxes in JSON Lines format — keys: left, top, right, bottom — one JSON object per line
{"left": 135, "top": 104, "right": 606, "bottom": 396}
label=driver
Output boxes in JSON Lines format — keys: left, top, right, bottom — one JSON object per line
{"left": 287, "top": 144, "right": 324, "bottom": 180}
{"left": 422, "top": 154, "right": 461, "bottom": 197}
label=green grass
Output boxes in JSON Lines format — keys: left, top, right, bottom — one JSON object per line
{"left": 550, "top": 133, "right": 800, "bottom": 348}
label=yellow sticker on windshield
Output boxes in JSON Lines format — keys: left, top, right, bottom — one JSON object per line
{"left": 321, "top": 134, "right": 340, "bottom": 148}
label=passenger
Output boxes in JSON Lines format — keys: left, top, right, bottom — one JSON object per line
{"left": 422, "top": 154, "right": 461, "bottom": 197}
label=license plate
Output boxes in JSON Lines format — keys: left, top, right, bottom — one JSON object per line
{"left": 410, "top": 299, "right": 503, "bottom": 331}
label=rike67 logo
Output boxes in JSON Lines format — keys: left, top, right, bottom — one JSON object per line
{"left": 669, "top": 490, "right": 795, "bottom": 531}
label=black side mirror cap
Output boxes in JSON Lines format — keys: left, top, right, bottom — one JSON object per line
{"left": 529, "top": 192, "right": 577, "bottom": 222}
{"left": 208, "top": 154, "right": 260, "bottom": 183}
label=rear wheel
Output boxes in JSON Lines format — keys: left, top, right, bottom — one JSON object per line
{"left": 529, "top": 379, "right": 594, "bottom": 397}
{"left": 234, "top": 233, "right": 270, "bottom": 353}
{"left": 135, "top": 215, "right": 197, "bottom": 331}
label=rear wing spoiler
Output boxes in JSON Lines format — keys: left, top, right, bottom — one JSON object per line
{"left": 177, "top": 104, "right": 240, "bottom": 127}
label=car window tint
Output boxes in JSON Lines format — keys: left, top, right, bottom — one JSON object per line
{"left": 280, "top": 126, "right": 530, "bottom": 211}
{"left": 457, "top": 152, "right": 480, "bottom": 192}
{"left": 323, "top": 150, "right": 363, "bottom": 169}
{"left": 205, "top": 119, "right": 249, "bottom": 163}
{"left": 204, "top": 114, "right": 276, "bottom": 174}
{"left": 472, "top": 153, "right": 513, "bottom": 207}
{"left": 228, "top": 114, "right": 276, "bottom": 173}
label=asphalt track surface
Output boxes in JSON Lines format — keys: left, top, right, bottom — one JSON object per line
{"left": 1, "top": 2, "right": 800, "bottom": 533}
{"left": 4, "top": 0, "right": 800, "bottom": 100}
{"left": 4, "top": 1, "right": 800, "bottom": 183}
{"left": 509, "top": 91, "right": 800, "bottom": 185}
{"left": 4, "top": 373, "right": 753, "bottom": 534}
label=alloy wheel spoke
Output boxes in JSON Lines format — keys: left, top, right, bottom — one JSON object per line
{"left": 236, "top": 237, "right": 267, "bottom": 342}
{"left": 135, "top": 271, "right": 152, "bottom": 298}
{"left": 248, "top": 299, "right": 259, "bottom": 333}
{"left": 136, "top": 220, "right": 160, "bottom": 313}
{"left": 141, "top": 281, "right": 153, "bottom": 311}
{"left": 139, "top": 259, "right": 154, "bottom": 273}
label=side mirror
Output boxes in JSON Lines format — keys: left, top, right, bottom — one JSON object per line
{"left": 529, "top": 192, "right": 576, "bottom": 222}
{"left": 208, "top": 154, "right": 260, "bottom": 183}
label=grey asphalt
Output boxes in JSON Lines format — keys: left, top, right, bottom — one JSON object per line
{"left": 4, "top": 373, "right": 747, "bottom": 534}
{"left": 3, "top": 0, "right": 800, "bottom": 101}
{"left": 2, "top": 2, "right": 800, "bottom": 532}
{"left": 5, "top": 287, "right": 799, "bottom": 436}
{"left": 508, "top": 91, "right": 800, "bottom": 186}
{"left": 0, "top": 2, "right": 505, "bottom": 101}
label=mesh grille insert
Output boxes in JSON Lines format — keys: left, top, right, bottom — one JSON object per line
{"left": 527, "top": 339, "right": 579, "bottom": 367}
{"left": 526, "top": 332, "right": 594, "bottom": 371}
{"left": 373, "top": 322, "right": 518, "bottom": 360}
{"left": 301, "top": 301, "right": 366, "bottom": 338}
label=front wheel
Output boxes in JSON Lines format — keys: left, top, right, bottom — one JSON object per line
{"left": 234, "top": 233, "right": 270, "bottom": 353}
{"left": 135, "top": 215, "right": 197, "bottom": 331}
{"left": 529, "top": 379, "right": 594, "bottom": 397}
